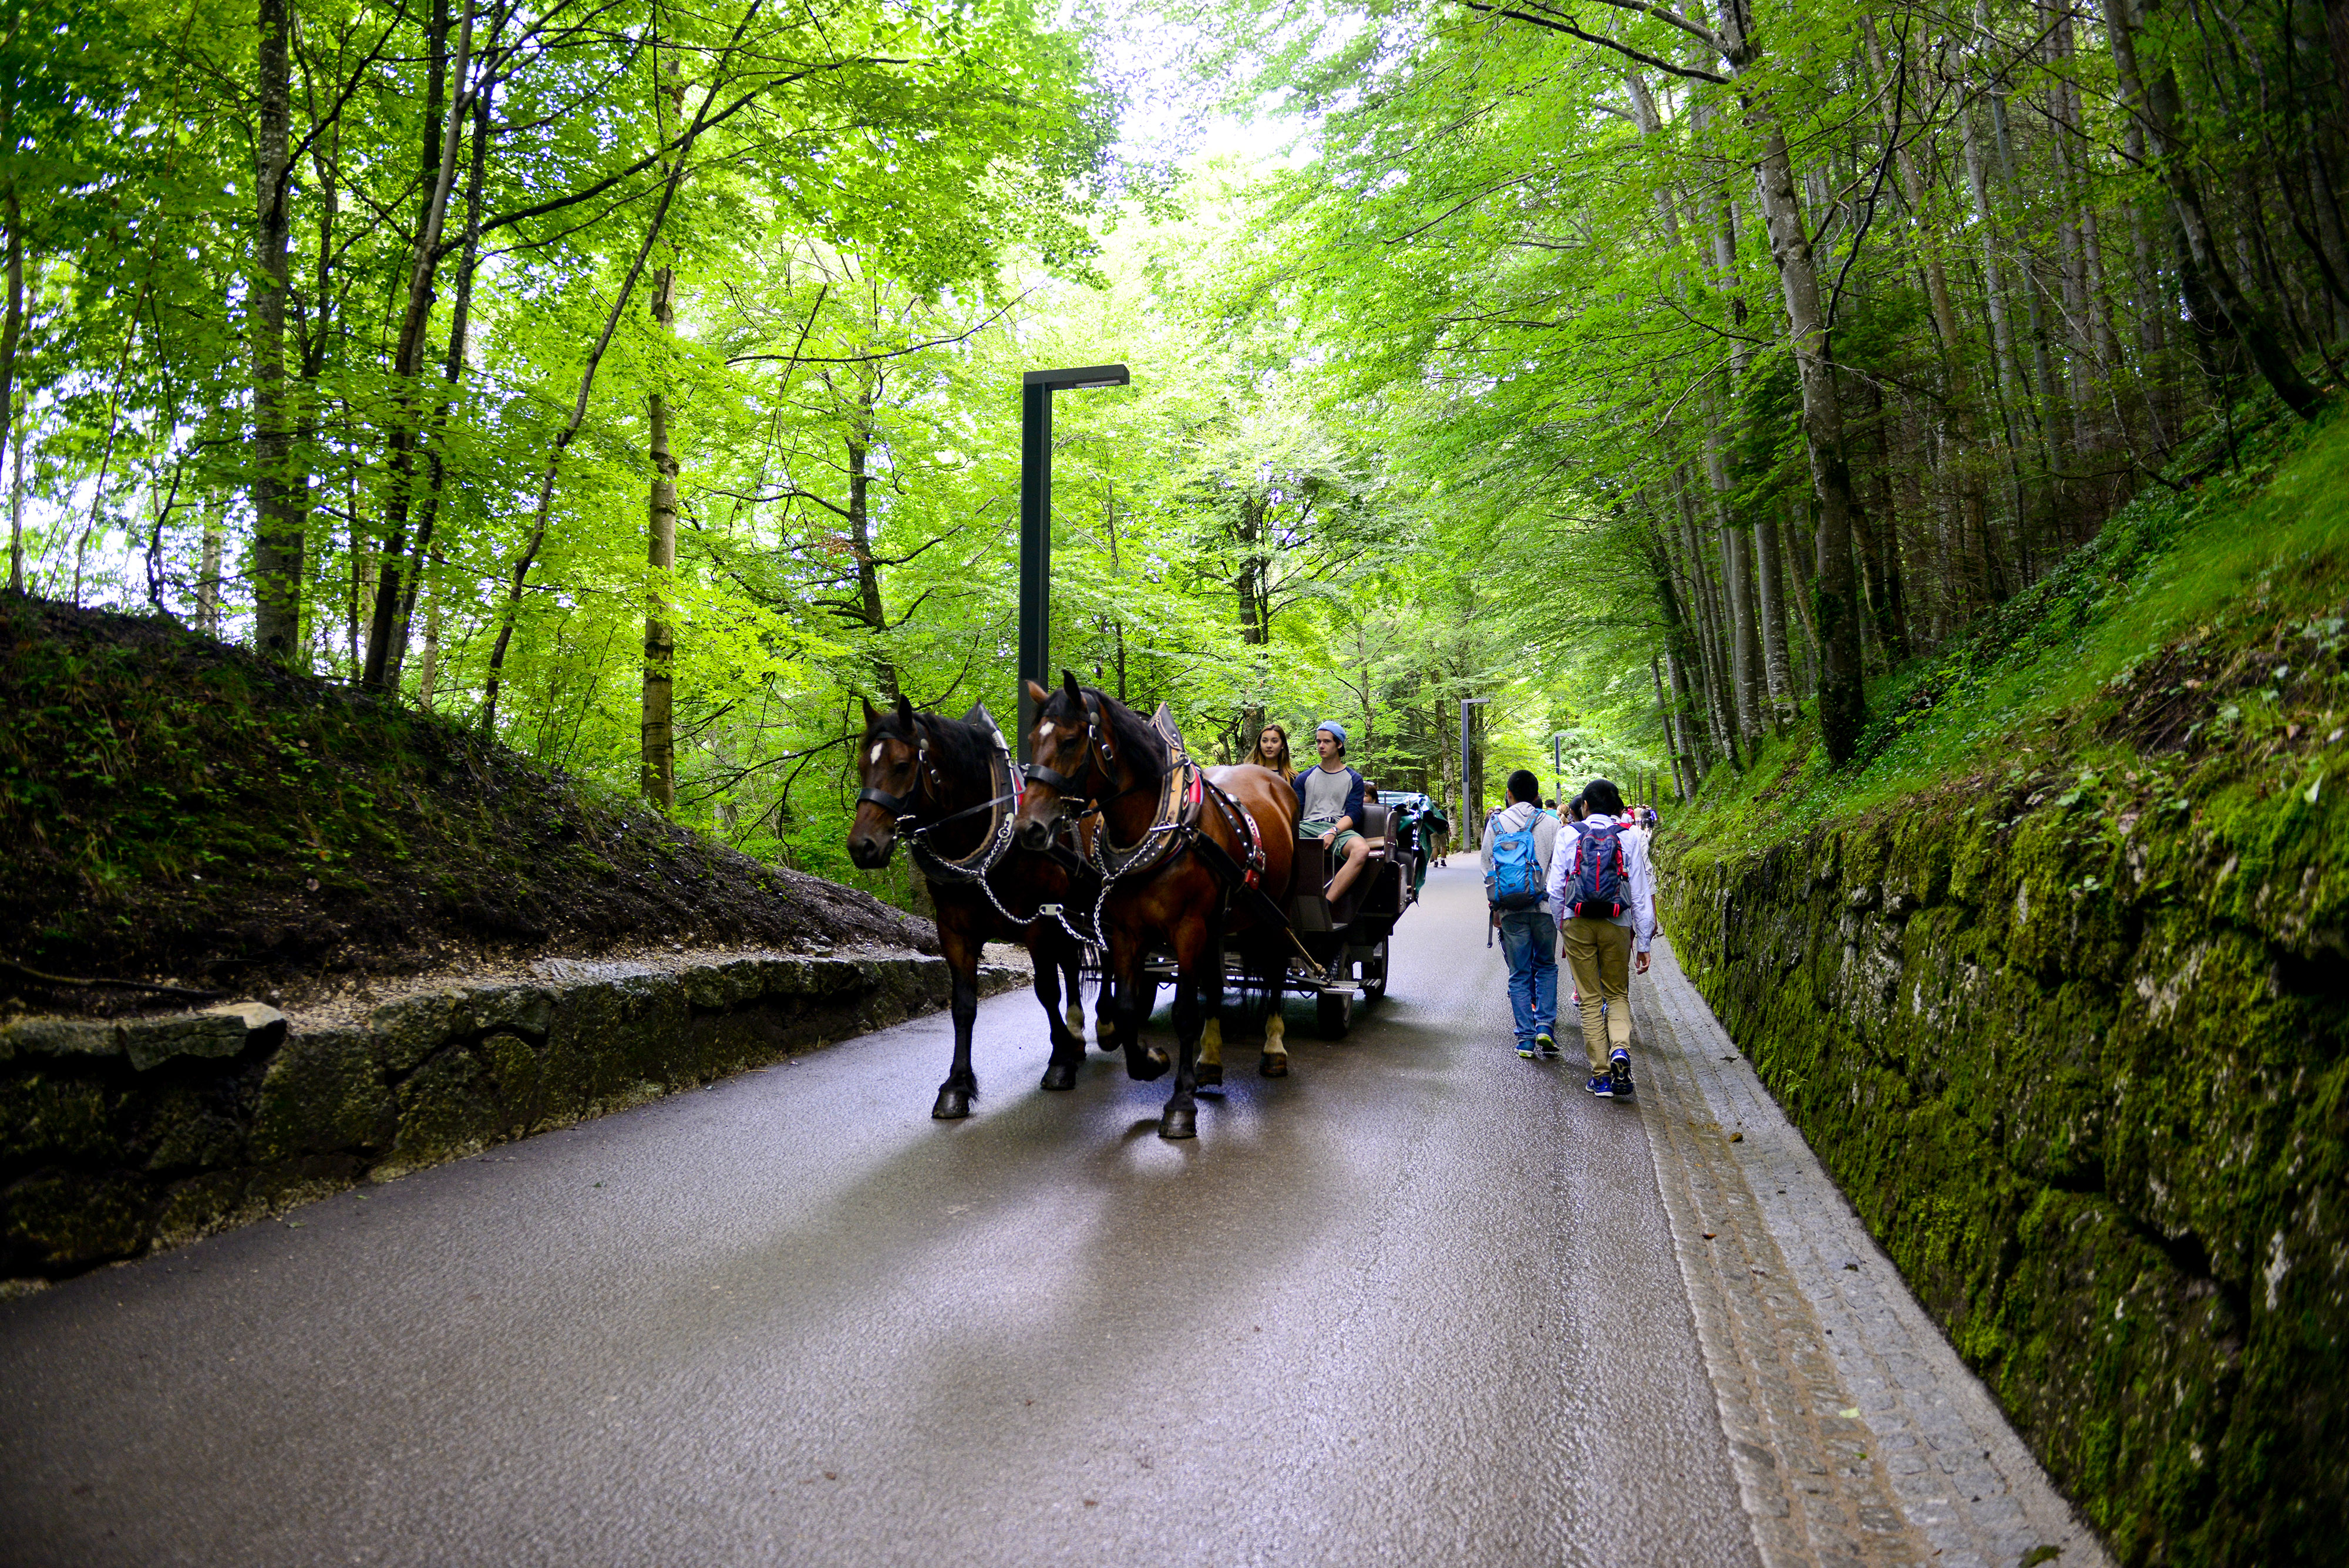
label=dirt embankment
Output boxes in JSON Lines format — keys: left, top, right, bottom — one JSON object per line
{"left": 0, "top": 596, "right": 934, "bottom": 1018}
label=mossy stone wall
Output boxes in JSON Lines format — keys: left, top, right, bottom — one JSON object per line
{"left": 1660, "top": 778, "right": 2346, "bottom": 1566}
{"left": 1, "top": 954, "right": 1018, "bottom": 1291}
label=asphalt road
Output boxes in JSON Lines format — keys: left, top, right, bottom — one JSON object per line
{"left": 1, "top": 865, "right": 1761, "bottom": 1567}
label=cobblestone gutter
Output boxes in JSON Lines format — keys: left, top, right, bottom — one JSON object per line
{"left": 0, "top": 951, "right": 1019, "bottom": 1292}
{"left": 1658, "top": 784, "right": 2344, "bottom": 1567}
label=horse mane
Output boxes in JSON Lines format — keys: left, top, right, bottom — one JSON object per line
{"left": 1040, "top": 682, "right": 1169, "bottom": 782}
{"left": 867, "top": 703, "right": 995, "bottom": 792}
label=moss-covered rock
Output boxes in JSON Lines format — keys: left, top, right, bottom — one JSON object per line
{"left": 0, "top": 1074, "right": 122, "bottom": 1167}
{"left": 1660, "top": 752, "right": 2346, "bottom": 1566}
{"left": 251, "top": 1027, "right": 393, "bottom": 1162}
{"left": 1, "top": 1170, "right": 148, "bottom": 1272}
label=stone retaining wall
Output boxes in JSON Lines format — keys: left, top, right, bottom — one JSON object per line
{"left": 1658, "top": 784, "right": 2343, "bottom": 1567}
{"left": 1, "top": 953, "right": 1019, "bottom": 1291}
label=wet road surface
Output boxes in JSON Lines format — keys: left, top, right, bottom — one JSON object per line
{"left": 0, "top": 866, "right": 2084, "bottom": 1566}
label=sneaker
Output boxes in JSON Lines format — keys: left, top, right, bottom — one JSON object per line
{"left": 1611, "top": 1048, "right": 1634, "bottom": 1095}
{"left": 1534, "top": 1031, "right": 1558, "bottom": 1059}
{"left": 1517, "top": 1043, "right": 1537, "bottom": 1059}
{"left": 1586, "top": 1074, "right": 1614, "bottom": 1098}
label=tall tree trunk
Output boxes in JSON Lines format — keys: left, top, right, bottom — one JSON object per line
{"left": 844, "top": 406, "right": 900, "bottom": 701}
{"left": 196, "top": 502, "right": 223, "bottom": 635}
{"left": 2118, "top": 0, "right": 2327, "bottom": 416}
{"left": 416, "top": 578, "right": 442, "bottom": 710}
{"left": 641, "top": 264, "right": 679, "bottom": 810}
{"left": 1695, "top": 110, "right": 1762, "bottom": 746}
{"left": 1644, "top": 506, "right": 1712, "bottom": 776}
{"left": 250, "top": 0, "right": 304, "bottom": 661}
{"left": 8, "top": 419, "right": 24, "bottom": 597}
{"left": 1748, "top": 119, "right": 1868, "bottom": 762}
{"left": 386, "top": 82, "right": 493, "bottom": 689}
{"left": 1719, "top": 510, "right": 1762, "bottom": 743}
{"left": 1674, "top": 477, "right": 1739, "bottom": 768}
{"left": 1867, "top": 23, "right": 1991, "bottom": 628}
{"left": 1665, "top": 648, "right": 1705, "bottom": 786}
{"left": 1958, "top": 103, "right": 2030, "bottom": 598}
{"left": 361, "top": 0, "right": 474, "bottom": 690}
{"left": 1752, "top": 498, "right": 1792, "bottom": 725}
{"left": 1777, "top": 505, "right": 1822, "bottom": 695}
{"left": 0, "top": 186, "right": 21, "bottom": 584}
{"left": 482, "top": 2, "right": 762, "bottom": 732}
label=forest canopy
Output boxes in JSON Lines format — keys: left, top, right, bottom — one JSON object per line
{"left": 4, "top": 0, "right": 2342, "bottom": 896}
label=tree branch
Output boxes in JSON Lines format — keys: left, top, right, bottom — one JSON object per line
{"left": 1463, "top": 1, "right": 1729, "bottom": 83}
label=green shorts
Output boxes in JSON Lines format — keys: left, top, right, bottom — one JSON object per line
{"left": 1300, "top": 818, "right": 1364, "bottom": 859}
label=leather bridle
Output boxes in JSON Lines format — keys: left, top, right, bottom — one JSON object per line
{"left": 859, "top": 722, "right": 1011, "bottom": 842}
{"left": 1024, "top": 690, "right": 1164, "bottom": 823}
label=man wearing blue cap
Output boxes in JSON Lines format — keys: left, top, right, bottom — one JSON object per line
{"left": 1294, "top": 721, "right": 1372, "bottom": 903}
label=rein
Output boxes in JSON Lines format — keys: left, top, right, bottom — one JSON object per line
{"left": 1031, "top": 692, "right": 1328, "bottom": 982}
{"left": 867, "top": 708, "right": 1103, "bottom": 942}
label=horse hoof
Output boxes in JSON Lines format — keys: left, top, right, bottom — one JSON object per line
{"left": 1197, "top": 1062, "right": 1223, "bottom": 1088}
{"left": 933, "top": 1087, "right": 973, "bottom": 1120}
{"left": 1039, "top": 1061, "right": 1079, "bottom": 1092}
{"left": 1126, "top": 1047, "right": 1169, "bottom": 1082}
{"left": 1159, "top": 1105, "right": 1197, "bottom": 1140}
{"left": 1260, "top": 1054, "right": 1289, "bottom": 1078}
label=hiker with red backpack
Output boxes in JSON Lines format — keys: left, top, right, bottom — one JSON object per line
{"left": 1482, "top": 769, "right": 1562, "bottom": 1060}
{"left": 1546, "top": 777, "right": 1657, "bottom": 1097}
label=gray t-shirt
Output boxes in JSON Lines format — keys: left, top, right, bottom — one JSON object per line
{"left": 1296, "top": 765, "right": 1357, "bottom": 827}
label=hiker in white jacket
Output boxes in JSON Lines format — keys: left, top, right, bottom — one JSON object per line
{"left": 1546, "top": 776, "right": 1658, "bottom": 1097}
{"left": 1482, "top": 769, "right": 1563, "bottom": 1060}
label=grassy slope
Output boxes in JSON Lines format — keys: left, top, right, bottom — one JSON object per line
{"left": 0, "top": 598, "right": 933, "bottom": 1012}
{"left": 1657, "top": 409, "right": 2349, "bottom": 1564}
{"left": 1675, "top": 409, "right": 2348, "bottom": 863}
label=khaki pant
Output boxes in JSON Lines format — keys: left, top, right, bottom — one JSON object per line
{"left": 1560, "top": 917, "right": 1632, "bottom": 1073}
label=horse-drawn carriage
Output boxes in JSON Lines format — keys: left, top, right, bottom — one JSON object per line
{"left": 1133, "top": 779, "right": 1423, "bottom": 1039}
{"left": 849, "top": 675, "right": 1426, "bottom": 1138}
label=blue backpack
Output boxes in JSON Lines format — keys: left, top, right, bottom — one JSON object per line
{"left": 1564, "top": 818, "right": 1627, "bottom": 918}
{"left": 1486, "top": 813, "right": 1544, "bottom": 911}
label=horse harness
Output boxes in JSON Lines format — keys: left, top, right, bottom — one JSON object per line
{"left": 859, "top": 704, "right": 1093, "bottom": 938}
{"left": 1031, "top": 698, "right": 1287, "bottom": 949}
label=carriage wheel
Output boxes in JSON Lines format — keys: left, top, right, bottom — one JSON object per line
{"left": 1361, "top": 937, "right": 1390, "bottom": 1003}
{"left": 1316, "top": 989, "right": 1354, "bottom": 1039}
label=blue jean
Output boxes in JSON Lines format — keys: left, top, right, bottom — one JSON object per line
{"left": 1497, "top": 909, "right": 1558, "bottom": 1047}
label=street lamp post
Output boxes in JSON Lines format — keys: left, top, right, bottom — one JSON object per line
{"left": 1460, "top": 696, "right": 1490, "bottom": 824}
{"left": 1017, "top": 363, "right": 1130, "bottom": 762}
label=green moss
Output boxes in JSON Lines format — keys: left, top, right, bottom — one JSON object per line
{"left": 1, "top": 1170, "right": 147, "bottom": 1271}
{"left": 1660, "top": 412, "right": 2349, "bottom": 1566}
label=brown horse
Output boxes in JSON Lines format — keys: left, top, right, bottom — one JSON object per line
{"left": 847, "top": 695, "right": 1098, "bottom": 1120}
{"left": 1012, "top": 674, "right": 1297, "bottom": 1140}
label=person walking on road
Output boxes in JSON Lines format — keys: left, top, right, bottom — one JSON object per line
{"left": 1548, "top": 777, "right": 1656, "bottom": 1097}
{"left": 1482, "top": 768, "right": 1561, "bottom": 1060}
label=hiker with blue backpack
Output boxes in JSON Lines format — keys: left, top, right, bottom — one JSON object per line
{"left": 1482, "top": 769, "right": 1562, "bottom": 1060}
{"left": 1547, "top": 777, "right": 1657, "bottom": 1098}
